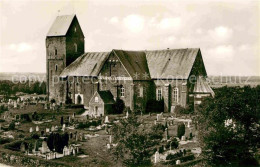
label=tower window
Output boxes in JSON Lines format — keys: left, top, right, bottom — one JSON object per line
{"left": 95, "top": 96, "right": 99, "bottom": 102}
{"left": 55, "top": 64, "right": 58, "bottom": 72}
{"left": 173, "top": 87, "right": 179, "bottom": 103}
{"left": 120, "top": 86, "right": 125, "bottom": 97}
{"left": 55, "top": 48, "right": 57, "bottom": 56}
{"left": 74, "top": 43, "right": 77, "bottom": 53}
{"left": 156, "top": 88, "right": 162, "bottom": 100}
{"left": 74, "top": 27, "right": 77, "bottom": 32}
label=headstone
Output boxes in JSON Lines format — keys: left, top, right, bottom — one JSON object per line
{"left": 154, "top": 120, "right": 157, "bottom": 125}
{"left": 157, "top": 114, "right": 159, "bottom": 121}
{"left": 46, "top": 128, "right": 50, "bottom": 133}
{"left": 68, "top": 116, "right": 71, "bottom": 123}
{"left": 149, "top": 112, "right": 151, "bottom": 116}
{"left": 62, "top": 124, "right": 66, "bottom": 131}
{"left": 107, "top": 143, "right": 111, "bottom": 149}
{"left": 42, "top": 141, "right": 48, "bottom": 153}
{"left": 109, "top": 135, "right": 112, "bottom": 144}
{"left": 14, "top": 101, "right": 17, "bottom": 108}
{"left": 176, "top": 160, "right": 181, "bottom": 164}
{"left": 181, "top": 136, "right": 186, "bottom": 141}
{"left": 154, "top": 151, "right": 160, "bottom": 163}
{"left": 44, "top": 103, "right": 48, "bottom": 109}
{"left": 105, "top": 116, "right": 109, "bottom": 123}
{"left": 20, "top": 142, "right": 26, "bottom": 152}
{"left": 36, "top": 126, "right": 39, "bottom": 132}
{"left": 29, "top": 127, "right": 33, "bottom": 133}
{"left": 187, "top": 121, "right": 191, "bottom": 128}
{"left": 51, "top": 125, "right": 55, "bottom": 132}
{"left": 126, "top": 111, "right": 129, "bottom": 118}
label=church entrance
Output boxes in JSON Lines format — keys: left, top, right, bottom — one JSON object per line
{"left": 95, "top": 106, "right": 98, "bottom": 115}
{"left": 77, "top": 95, "right": 82, "bottom": 104}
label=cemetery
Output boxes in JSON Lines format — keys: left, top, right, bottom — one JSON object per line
{"left": 0, "top": 97, "right": 203, "bottom": 166}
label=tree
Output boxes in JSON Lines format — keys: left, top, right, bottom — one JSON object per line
{"left": 177, "top": 123, "right": 185, "bottom": 139}
{"left": 145, "top": 99, "right": 164, "bottom": 113}
{"left": 196, "top": 86, "right": 260, "bottom": 166}
{"left": 112, "top": 98, "right": 125, "bottom": 114}
{"left": 111, "top": 113, "right": 162, "bottom": 166}
{"left": 8, "top": 122, "right": 15, "bottom": 130}
{"left": 47, "top": 132, "right": 69, "bottom": 153}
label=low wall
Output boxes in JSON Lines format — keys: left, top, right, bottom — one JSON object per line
{"left": 0, "top": 149, "right": 70, "bottom": 167}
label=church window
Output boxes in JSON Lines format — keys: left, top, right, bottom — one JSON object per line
{"left": 55, "top": 48, "right": 57, "bottom": 56}
{"left": 120, "top": 86, "right": 125, "bottom": 97}
{"left": 74, "top": 27, "right": 77, "bottom": 32}
{"left": 55, "top": 64, "right": 58, "bottom": 72}
{"left": 74, "top": 43, "right": 77, "bottom": 53}
{"left": 173, "top": 87, "right": 179, "bottom": 103}
{"left": 95, "top": 96, "right": 99, "bottom": 102}
{"left": 156, "top": 88, "right": 162, "bottom": 100}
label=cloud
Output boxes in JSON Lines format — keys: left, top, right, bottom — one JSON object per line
{"left": 123, "top": 14, "right": 144, "bottom": 33}
{"left": 109, "top": 16, "right": 119, "bottom": 24}
{"left": 208, "top": 26, "right": 233, "bottom": 43}
{"left": 8, "top": 43, "right": 33, "bottom": 52}
{"left": 206, "top": 45, "right": 234, "bottom": 62}
{"left": 157, "top": 17, "right": 181, "bottom": 30}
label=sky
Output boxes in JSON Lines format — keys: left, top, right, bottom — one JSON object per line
{"left": 0, "top": 0, "right": 259, "bottom": 76}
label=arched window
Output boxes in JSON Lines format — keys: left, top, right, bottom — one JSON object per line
{"left": 55, "top": 64, "right": 58, "bottom": 72}
{"left": 95, "top": 96, "right": 99, "bottom": 102}
{"left": 74, "top": 43, "right": 77, "bottom": 53}
{"left": 120, "top": 86, "right": 125, "bottom": 97}
{"left": 74, "top": 27, "right": 77, "bottom": 32}
{"left": 173, "top": 87, "right": 179, "bottom": 103}
{"left": 55, "top": 48, "right": 57, "bottom": 56}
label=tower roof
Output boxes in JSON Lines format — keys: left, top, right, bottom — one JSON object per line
{"left": 47, "top": 14, "right": 76, "bottom": 37}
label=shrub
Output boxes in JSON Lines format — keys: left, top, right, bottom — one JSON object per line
{"left": 170, "top": 138, "right": 179, "bottom": 149}
{"left": 8, "top": 122, "right": 15, "bottom": 130}
{"left": 158, "top": 145, "right": 164, "bottom": 153}
{"left": 177, "top": 123, "right": 185, "bottom": 139}
{"left": 31, "top": 133, "right": 39, "bottom": 139}
{"left": 111, "top": 98, "right": 125, "bottom": 114}
{"left": 145, "top": 99, "right": 164, "bottom": 113}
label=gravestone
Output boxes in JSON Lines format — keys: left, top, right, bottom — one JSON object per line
{"left": 109, "top": 135, "right": 112, "bottom": 144}
{"left": 36, "top": 126, "right": 39, "bottom": 132}
{"left": 105, "top": 116, "right": 109, "bottom": 123}
{"left": 176, "top": 160, "right": 181, "bottom": 164}
{"left": 154, "top": 120, "right": 157, "bottom": 125}
{"left": 187, "top": 121, "right": 191, "bottom": 128}
{"left": 181, "top": 136, "right": 186, "bottom": 141}
{"left": 42, "top": 141, "right": 48, "bottom": 153}
{"left": 107, "top": 143, "right": 111, "bottom": 149}
{"left": 14, "top": 101, "right": 17, "bottom": 109}
{"left": 51, "top": 125, "right": 55, "bottom": 132}
{"left": 126, "top": 111, "right": 129, "bottom": 118}
{"left": 62, "top": 124, "right": 66, "bottom": 131}
{"left": 154, "top": 151, "right": 160, "bottom": 163}
{"left": 46, "top": 128, "right": 50, "bottom": 133}
{"left": 29, "top": 127, "right": 33, "bottom": 133}
{"left": 44, "top": 103, "right": 48, "bottom": 109}
{"left": 20, "top": 142, "right": 26, "bottom": 152}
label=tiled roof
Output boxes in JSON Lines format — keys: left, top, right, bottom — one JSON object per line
{"left": 112, "top": 50, "right": 151, "bottom": 80}
{"left": 146, "top": 48, "right": 200, "bottom": 79}
{"left": 47, "top": 15, "right": 75, "bottom": 37}
{"left": 193, "top": 76, "right": 215, "bottom": 97}
{"left": 60, "top": 48, "right": 202, "bottom": 80}
{"left": 60, "top": 52, "right": 110, "bottom": 77}
{"left": 98, "top": 91, "right": 115, "bottom": 104}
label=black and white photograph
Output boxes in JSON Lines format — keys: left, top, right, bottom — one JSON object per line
{"left": 0, "top": 0, "right": 259, "bottom": 166}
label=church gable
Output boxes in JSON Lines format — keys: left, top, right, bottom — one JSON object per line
{"left": 188, "top": 49, "right": 207, "bottom": 77}
{"left": 99, "top": 51, "right": 131, "bottom": 79}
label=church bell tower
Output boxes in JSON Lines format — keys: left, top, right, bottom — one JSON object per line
{"left": 46, "top": 14, "right": 85, "bottom": 102}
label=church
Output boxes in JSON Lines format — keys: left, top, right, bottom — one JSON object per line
{"left": 46, "top": 14, "right": 214, "bottom": 116}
